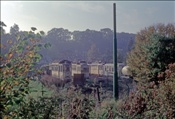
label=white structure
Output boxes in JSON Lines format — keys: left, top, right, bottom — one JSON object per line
{"left": 121, "top": 66, "right": 131, "bottom": 76}
{"left": 103, "top": 63, "right": 125, "bottom": 77}
{"left": 103, "top": 63, "right": 114, "bottom": 76}
{"left": 49, "top": 60, "right": 71, "bottom": 80}
{"left": 88, "top": 62, "right": 125, "bottom": 77}
{"left": 118, "top": 63, "right": 125, "bottom": 77}
{"left": 72, "top": 61, "right": 89, "bottom": 78}
{"left": 88, "top": 62, "right": 104, "bottom": 76}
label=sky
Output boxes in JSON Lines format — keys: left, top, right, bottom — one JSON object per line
{"left": 1, "top": 1, "right": 175, "bottom": 34}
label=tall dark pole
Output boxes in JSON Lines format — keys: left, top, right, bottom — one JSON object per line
{"left": 113, "top": 3, "right": 118, "bottom": 100}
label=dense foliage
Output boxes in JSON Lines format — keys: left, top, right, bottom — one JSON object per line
{"left": 127, "top": 23, "right": 175, "bottom": 81}
{"left": 118, "top": 63, "right": 175, "bottom": 119}
{"left": 41, "top": 28, "right": 135, "bottom": 63}
{"left": 143, "top": 34, "right": 175, "bottom": 82}
{"left": 0, "top": 22, "right": 49, "bottom": 118}
{"left": 123, "top": 23, "right": 175, "bottom": 118}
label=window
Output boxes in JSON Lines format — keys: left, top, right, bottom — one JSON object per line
{"left": 72, "top": 65, "right": 76, "bottom": 71}
{"left": 65, "top": 66, "right": 70, "bottom": 72}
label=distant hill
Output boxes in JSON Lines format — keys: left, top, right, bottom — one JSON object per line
{"left": 40, "top": 28, "right": 135, "bottom": 64}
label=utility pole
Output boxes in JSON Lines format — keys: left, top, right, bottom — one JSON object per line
{"left": 113, "top": 3, "right": 119, "bottom": 100}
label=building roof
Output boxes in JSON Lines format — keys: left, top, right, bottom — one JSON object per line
{"left": 59, "top": 60, "right": 71, "bottom": 64}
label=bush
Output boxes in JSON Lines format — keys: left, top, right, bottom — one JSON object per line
{"left": 119, "top": 63, "right": 175, "bottom": 119}
{"left": 0, "top": 26, "right": 47, "bottom": 118}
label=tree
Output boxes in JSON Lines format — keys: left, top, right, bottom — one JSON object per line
{"left": 117, "top": 49, "right": 124, "bottom": 63}
{"left": 87, "top": 44, "right": 99, "bottom": 62}
{"left": 127, "top": 23, "right": 175, "bottom": 81}
{"left": 0, "top": 21, "right": 6, "bottom": 35}
{"left": 119, "top": 63, "right": 175, "bottom": 118}
{"left": 144, "top": 34, "right": 175, "bottom": 81}
{"left": 10, "top": 23, "right": 19, "bottom": 35}
{"left": 0, "top": 25, "right": 46, "bottom": 118}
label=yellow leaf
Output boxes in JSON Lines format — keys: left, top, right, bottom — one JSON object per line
{"left": 7, "top": 85, "right": 12, "bottom": 89}
{"left": 3, "top": 115, "right": 9, "bottom": 119}
{"left": 29, "top": 54, "right": 33, "bottom": 57}
{"left": 14, "top": 81, "right": 19, "bottom": 85}
{"left": 7, "top": 39, "right": 13, "bottom": 44}
{"left": 8, "top": 52, "right": 13, "bottom": 59}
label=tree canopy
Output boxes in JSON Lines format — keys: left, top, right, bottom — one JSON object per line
{"left": 127, "top": 23, "right": 175, "bottom": 82}
{"left": 0, "top": 22, "right": 48, "bottom": 118}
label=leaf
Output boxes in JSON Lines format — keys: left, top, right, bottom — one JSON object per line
{"left": 36, "top": 33, "right": 41, "bottom": 38}
{"left": 31, "top": 27, "right": 37, "bottom": 31}
{"left": 44, "top": 43, "right": 51, "bottom": 49}
{"left": 23, "top": 40, "right": 28, "bottom": 46}
{"left": 7, "top": 39, "right": 13, "bottom": 44}
{"left": 34, "top": 44, "right": 42, "bottom": 51}
{"left": 17, "top": 46, "right": 24, "bottom": 53}
{"left": 0, "top": 21, "right": 6, "bottom": 27}
{"left": 7, "top": 52, "right": 13, "bottom": 59}
{"left": 39, "top": 31, "right": 45, "bottom": 36}
{"left": 34, "top": 53, "right": 42, "bottom": 62}
{"left": 29, "top": 52, "right": 34, "bottom": 58}
{"left": 14, "top": 81, "right": 19, "bottom": 85}
{"left": 38, "top": 44, "right": 42, "bottom": 48}
{"left": 6, "top": 63, "right": 12, "bottom": 68}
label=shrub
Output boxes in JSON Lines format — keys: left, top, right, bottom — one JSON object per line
{"left": 119, "top": 63, "right": 175, "bottom": 119}
{"left": 0, "top": 26, "right": 48, "bottom": 118}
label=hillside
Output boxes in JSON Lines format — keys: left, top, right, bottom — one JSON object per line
{"left": 40, "top": 28, "right": 135, "bottom": 64}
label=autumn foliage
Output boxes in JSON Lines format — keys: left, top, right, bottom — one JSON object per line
{"left": 0, "top": 24, "right": 46, "bottom": 118}
{"left": 119, "top": 63, "right": 175, "bottom": 118}
{"left": 127, "top": 23, "right": 175, "bottom": 81}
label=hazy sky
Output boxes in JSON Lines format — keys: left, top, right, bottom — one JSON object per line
{"left": 1, "top": 1, "right": 175, "bottom": 34}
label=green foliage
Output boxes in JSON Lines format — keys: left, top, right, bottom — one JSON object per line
{"left": 91, "top": 99, "right": 125, "bottom": 119}
{"left": 118, "top": 63, "right": 175, "bottom": 119}
{"left": 143, "top": 34, "right": 175, "bottom": 81}
{"left": 31, "top": 27, "right": 37, "bottom": 31}
{"left": 0, "top": 24, "right": 48, "bottom": 118}
{"left": 10, "top": 24, "right": 19, "bottom": 35}
{"left": 39, "top": 31, "right": 45, "bottom": 36}
{"left": 13, "top": 96, "right": 62, "bottom": 119}
{"left": 127, "top": 23, "right": 175, "bottom": 81}
{"left": 87, "top": 44, "right": 100, "bottom": 62}
{"left": 0, "top": 21, "right": 6, "bottom": 35}
{"left": 44, "top": 42, "right": 51, "bottom": 49}
{"left": 27, "top": 80, "right": 53, "bottom": 99}
{"left": 0, "top": 21, "right": 6, "bottom": 27}
{"left": 11, "top": 88, "right": 96, "bottom": 119}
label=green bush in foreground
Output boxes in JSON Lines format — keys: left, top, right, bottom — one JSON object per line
{"left": 119, "top": 63, "right": 175, "bottom": 119}
{"left": 0, "top": 24, "right": 49, "bottom": 118}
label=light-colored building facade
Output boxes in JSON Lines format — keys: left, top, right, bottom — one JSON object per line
{"left": 88, "top": 62, "right": 104, "bottom": 76}
{"left": 89, "top": 62, "right": 125, "bottom": 77}
{"left": 72, "top": 61, "right": 89, "bottom": 78}
{"left": 103, "top": 63, "right": 125, "bottom": 77}
{"left": 49, "top": 60, "right": 71, "bottom": 80}
{"left": 48, "top": 60, "right": 126, "bottom": 80}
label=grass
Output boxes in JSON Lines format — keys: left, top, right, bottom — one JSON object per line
{"left": 27, "top": 79, "right": 54, "bottom": 99}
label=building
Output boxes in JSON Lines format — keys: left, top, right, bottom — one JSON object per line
{"left": 89, "top": 62, "right": 125, "bottom": 77}
{"left": 88, "top": 62, "right": 104, "bottom": 76}
{"left": 49, "top": 60, "right": 71, "bottom": 80}
{"left": 103, "top": 63, "right": 114, "bottom": 77}
{"left": 48, "top": 59, "right": 126, "bottom": 81}
{"left": 71, "top": 61, "right": 89, "bottom": 78}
